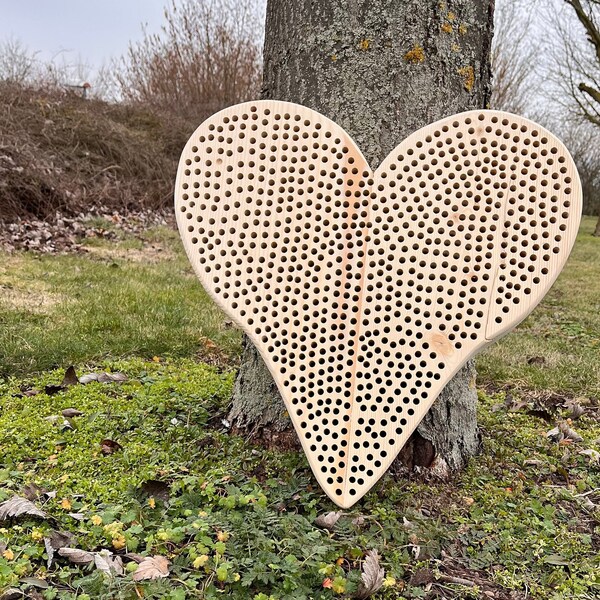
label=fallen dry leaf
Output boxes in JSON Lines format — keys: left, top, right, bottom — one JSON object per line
{"left": 58, "top": 547, "right": 95, "bottom": 565}
{"left": 564, "top": 399, "right": 585, "bottom": 419}
{"left": 45, "top": 530, "right": 76, "bottom": 567}
{"left": 100, "top": 439, "right": 123, "bottom": 455}
{"left": 61, "top": 408, "right": 83, "bottom": 418}
{"left": 19, "top": 577, "right": 48, "bottom": 590}
{"left": 46, "top": 530, "right": 75, "bottom": 549}
{"left": 62, "top": 366, "right": 79, "bottom": 387}
{"left": 579, "top": 449, "right": 600, "bottom": 463}
{"left": 97, "top": 372, "right": 128, "bottom": 383}
{"left": 124, "top": 552, "right": 145, "bottom": 564}
{"left": 0, "top": 496, "right": 47, "bottom": 520}
{"left": 314, "top": 511, "right": 343, "bottom": 531}
{"left": 94, "top": 549, "right": 124, "bottom": 576}
{"left": 546, "top": 426, "right": 562, "bottom": 442}
{"left": 14, "top": 386, "right": 40, "bottom": 398}
{"left": 22, "top": 483, "right": 45, "bottom": 501}
{"left": 559, "top": 421, "right": 583, "bottom": 443}
{"left": 79, "top": 371, "right": 128, "bottom": 384}
{"left": 409, "top": 568, "right": 435, "bottom": 587}
{"left": 45, "top": 366, "right": 79, "bottom": 395}
{"left": 44, "top": 385, "right": 64, "bottom": 396}
{"left": 140, "top": 479, "right": 170, "bottom": 502}
{"left": 355, "top": 549, "right": 385, "bottom": 599}
{"left": 132, "top": 555, "right": 170, "bottom": 581}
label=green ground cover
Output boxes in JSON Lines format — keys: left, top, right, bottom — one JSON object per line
{"left": 0, "top": 217, "right": 598, "bottom": 599}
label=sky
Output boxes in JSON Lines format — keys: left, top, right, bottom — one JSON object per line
{"left": 0, "top": 0, "right": 168, "bottom": 75}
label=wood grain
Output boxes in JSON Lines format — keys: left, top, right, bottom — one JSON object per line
{"left": 175, "top": 100, "right": 582, "bottom": 507}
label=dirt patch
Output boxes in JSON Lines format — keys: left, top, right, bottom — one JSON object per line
{"left": 84, "top": 243, "right": 174, "bottom": 264}
{"left": 408, "top": 563, "right": 527, "bottom": 599}
{"left": 0, "top": 283, "right": 61, "bottom": 314}
{"left": 0, "top": 255, "right": 62, "bottom": 314}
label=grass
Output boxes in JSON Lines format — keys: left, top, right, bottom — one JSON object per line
{"left": 1, "top": 218, "right": 599, "bottom": 396}
{"left": 0, "top": 359, "right": 598, "bottom": 599}
{"left": 0, "top": 217, "right": 599, "bottom": 598}
{"left": 0, "top": 226, "right": 241, "bottom": 376}
{"left": 477, "top": 215, "right": 600, "bottom": 398}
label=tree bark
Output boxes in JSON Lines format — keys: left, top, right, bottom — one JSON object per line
{"left": 230, "top": 0, "right": 494, "bottom": 472}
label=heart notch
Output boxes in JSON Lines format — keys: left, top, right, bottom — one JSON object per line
{"left": 175, "top": 100, "right": 582, "bottom": 507}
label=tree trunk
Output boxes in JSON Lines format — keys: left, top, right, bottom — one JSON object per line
{"left": 594, "top": 214, "right": 600, "bottom": 237}
{"left": 230, "top": 0, "right": 494, "bottom": 472}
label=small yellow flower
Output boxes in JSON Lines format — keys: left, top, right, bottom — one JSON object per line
{"left": 198, "top": 510, "right": 208, "bottom": 517}
{"left": 91, "top": 515, "right": 103, "bottom": 526}
{"left": 2, "top": 549, "right": 14, "bottom": 561}
{"left": 60, "top": 498, "right": 72, "bottom": 510}
{"left": 216, "top": 531, "right": 229, "bottom": 542}
{"left": 104, "top": 522, "right": 124, "bottom": 536}
{"left": 193, "top": 554, "right": 209, "bottom": 568}
{"left": 31, "top": 529, "right": 44, "bottom": 541}
{"left": 152, "top": 356, "right": 161, "bottom": 363}
{"left": 383, "top": 575, "right": 397, "bottom": 587}
{"left": 148, "top": 497, "right": 156, "bottom": 509}
{"left": 112, "top": 534, "right": 126, "bottom": 550}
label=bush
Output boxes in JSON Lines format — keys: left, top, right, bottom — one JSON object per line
{"left": 0, "top": 82, "right": 195, "bottom": 221}
{"left": 115, "top": 0, "right": 263, "bottom": 123}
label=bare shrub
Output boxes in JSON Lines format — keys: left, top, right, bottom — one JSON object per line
{"left": 115, "top": 0, "right": 263, "bottom": 121}
{"left": 0, "top": 38, "right": 38, "bottom": 84}
{"left": 560, "top": 120, "right": 600, "bottom": 217}
{"left": 551, "top": 0, "right": 600, "bottom": 127}
{"left": 0, "top": 37, "right": 115, "bottom": 100}
{"left": 0, "top": 81, "right": 191, "bottom": 221}
{"left": 491, "top": 0, "right": 540, "bottom": 114}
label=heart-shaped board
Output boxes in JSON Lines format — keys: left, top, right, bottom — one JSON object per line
{"left": 175, "top": 100, "right": 582, "bottom": 508}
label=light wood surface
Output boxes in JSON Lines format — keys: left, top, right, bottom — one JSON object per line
{"left": 175, "top": 100, "right": 582, "bottom": 508}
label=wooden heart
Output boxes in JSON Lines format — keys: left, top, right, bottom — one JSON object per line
{"left": 175, "top": 100, "right": 582, "bottom": 507}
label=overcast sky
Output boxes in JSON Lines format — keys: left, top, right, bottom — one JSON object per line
{"left": 0, "top": 0, "right": 584, "bottom": 119}
{"left": 0, "top": 0, "right": 167, "bottom": 71}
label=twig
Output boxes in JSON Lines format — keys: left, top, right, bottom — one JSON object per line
{"left": 438, "top": 574, "right": 476, "bottom": 587}
{"left": 575, "top": 488, "right": 600, "bottom": 498}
